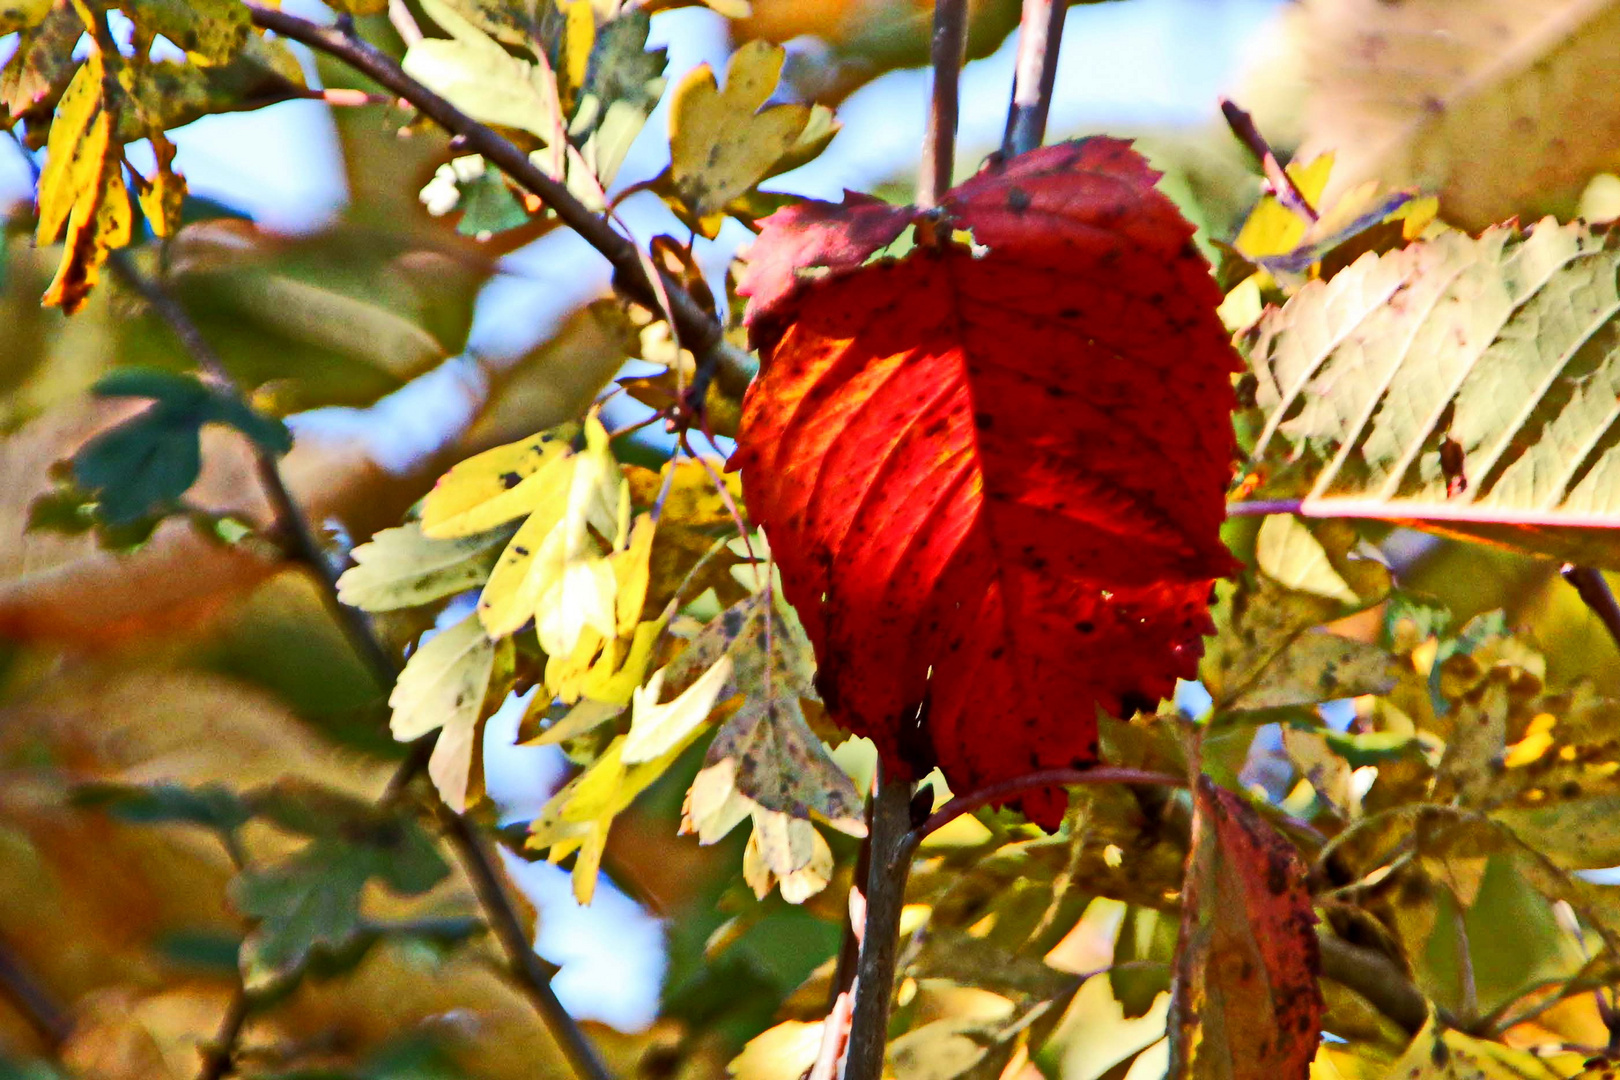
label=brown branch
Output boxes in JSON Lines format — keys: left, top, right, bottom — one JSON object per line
{"left": 0, "top": 935, "right": 71, "bottom": 1050}
{"left": 243, "top": 2, "right": 743, "bottom": 383}
{"left": 108, "top": 253, "right": 612, "bottom": 1080}
{"left": 906, "top": 767, "right": 1188, "bottom": 853}
{"left": 439, "top": 809, "right": 612, "bottom": 1080}
{"left": 196, "top": 991, "right": 250, "bottom": 1080}
{"left": 1001, "top": 0, "right": 1067, "bottom": 159}
{"left": 1219, "top": 97, "right": 1317, "bottom": 223}
{"left": 1563, "top": 565, "right": 1620, "bottom": 654}
{"left": 917, "top": 0, "right": 969, "bottom": 208}
{"left": 842, "top": 774, "right": 917, "bottom": 1080}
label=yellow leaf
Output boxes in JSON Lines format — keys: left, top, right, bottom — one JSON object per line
{"left": 137, "top": 132, "right": 186, "bottom": 239}
{"left": 681, "top": 759, "right": 753, "bottom": 844}
{"left": 557, "top": 0, "right": 595, "bottom": 106}
{"left": 729, "top": 1020, "right": 824, "bottom": 1080}
{"left": 622, "top": 655, "right": 733, "bottom": 764}
{"left": 579, "top": 617, "right": 665, "bottom": 706}
{"left": 667, "top": 40, "right": 811, "bottom": 238}
{"left": 43, "top": 162, "right": 131, "bottom": 313}
{"left": 388, "top": 612, "right": 498, "bottom": 812}
{"left": 36, "top": 58, "right": 111, "bottom": 246}
{"left": 422, "top": 429, "right": 573, "bottom": 539}
{"left": 612, "top": 512, "right": 656, "bottom": 634}
{"left": 1233, "top": 153, "right": 1335, "bottom": 259}
{"left": 534, "top": 553, "right": 617, "bottom": 658}
{"left": 743, "top": 809, "right": 832, "bottom": 903}
{"left": 545, "top": 625, "right": 608, "bottom": 702}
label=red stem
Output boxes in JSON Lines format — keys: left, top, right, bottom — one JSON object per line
{"left": 1001, "top": 0, "right": 1067, "bottom": 159}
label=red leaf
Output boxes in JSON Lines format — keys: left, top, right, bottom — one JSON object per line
{"left": 732, "top": 139, "right": 1240, "bottom": 827}
{"left": 1167, "top": 778, "right": 1323, "bottom": 1080}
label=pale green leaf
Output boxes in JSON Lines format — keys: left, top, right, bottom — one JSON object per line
{"left": 388, "top": 613, "right": 497, "bottom": 811}
{"left": 336, "top": 520, "right": 510, "bottom": 612}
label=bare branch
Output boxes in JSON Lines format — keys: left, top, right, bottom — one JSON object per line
{"left": 196, "top": 991, "right": 250, "bottom": 1080}
{"left": 842, "top": 774, "right": 916, "bottom": 1080}
{"left": 243, "top": 3, "right": 744, "bottom": 382}
{"left": 917, "top": 0, "right": 969, "bottom": 208}
{"left": 1001, "top": 0, "right": 1067, "bottom": 159}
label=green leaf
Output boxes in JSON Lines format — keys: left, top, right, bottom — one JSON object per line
{"left": 1111, "top": 906, "right": 1176, "bottom": 1019}
{"left": 1244, "top": 220, "right": 1620, "bottom": 570}
{"left": 705, "top": 692, "right": 864, "bottom": 834}
{"left": 72, "top": 781, "right": 251, "bottom": 834}
{"left": 1382, "top": 1013, "right": 1565, "bottom": 1080}
{"left": 72, "top": 407, "right": 203, "bottom": 526}
{"left": 570, "top": 10, "right": 667, "bottom": 193}
{"left": 117, "top": 37, "right": 308, "bottom": 134}
{"left": 337, "top": 520, "right": 511, "bottom": 612}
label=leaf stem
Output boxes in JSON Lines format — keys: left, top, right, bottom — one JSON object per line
{"left": 1219, "top": 97, "right": 1317, "bottom": 223}
{"left": 1562, "top": 565, "right": 1620, "bottom": 654}
{"left": 843, "top": 773, "right": 917, "bottom": 1080}
{"left": 0, "top": 934, "right": 71, "bottom": 1050}
{"left": 243, "top": 3, "right": 746, "bottom": 383}
{"left": 917, "top": 0, "right": 969, "bottom": 208}
{"left": 1001, "top": 0, "right": 1067, "bottom": 159}
{"left": 107, "top": 254, "right": 612, "bottom": 1080}
{"left": 1225, "top": 498, "right": 1304, "bottom": 517}
{"left": 906, "top": 767, "right": 1188, "bottom": 852}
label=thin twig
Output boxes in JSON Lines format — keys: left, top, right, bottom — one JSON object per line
{"left": 109, "top": 253, "right": 612, "bottom": 1080}
{"left": 1225, "top": 498, "right": 1304, "bottom": 517}
{"left": 107, "top": 251, "right": 400, "bottom": 685}
{"left": 907, "top": 767, "right": 1188, "bottom": 852}
{"left": 0, "top": 935, "right": 71, "bottom": 1050}
{"left": 917, "top": 0, "right": 969, "bottom": 209}
{"left": 843, "top": 774, "right": 916, "bottom": 1080}
{"left": 1563, "top": 565, "right": 1620, "bottom": 654}
{"left": 1218, "top": 97, "right": 1318, "bottom": 223}
{"left": 439, "top": 808, "right": 613, "bottom": 1080}
{"left": 1001, "top": 0, "right": 1066, "bottom": 159}
{"left": 244, "top": 3, "right": 741, "bottom": 380}
{"left": 196, "top": 991, "right": 250, "bottom": 1080}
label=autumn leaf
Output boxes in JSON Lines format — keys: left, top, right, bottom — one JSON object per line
{"left": 1166, "top": 777, "right": 1323, "bottom": 1080}
{"left": 1242, "top": 218, "right": 1620, "bottom": 570}
{"left": 388, "top": 612, "right": 505, "bottom": 813}
{"left": 733, "top": 138, "right": 1241, "bottom": 828}
{"left": 337, "top": 519, "right": 510, "bottom": 612}
{"left": 1288, "top": 0, "right": 1620, "bottom": 230}
{"left": 662, "top": 40, "right": 835, "bottom": 238}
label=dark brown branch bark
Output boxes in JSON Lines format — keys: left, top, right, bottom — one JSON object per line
{"left": 243, "top": 2, "right": 745, "bottom": 385}
{"left": 905, "top": 767, "right": 1187, "bottom": 853}
{"left": 1563, "top": 565, "right": 1620, "bottom": 655}
{"left": 439, "top": 809, "right": 612, "bottom": 1080}
{"left": 842, "top": 775, "right": 916, "bottom": 1080}
{"left": 1219, "top": 96, "right": 1317, "bottom": 223}
{"left": 1001, "top": 0, "right": 1067, "bottom": 158}
{"left": 108, "top": 253, "right": 612, "bottom": 1080}
{"left": 917, "top": 0, "right": 969, "bottom": 208}
{"left": 0, "top": 935, "right": 71, "bottom": 1050}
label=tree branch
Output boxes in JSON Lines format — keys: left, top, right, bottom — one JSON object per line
{"left": 0, "top": 934, "right": 71, "bottom": 1050}
{"left": 439, "top": 809, "right": 612, "bottom": 1080}
{"left": 108, "top": 252, "right": 399, "bottom": 685}
{"left": 1563, "top": 565, "right": 1620, "bottom": 654}
{"left": 243, "top": 2, "right": 744, "bottom": 384}
{"left": 906, "top": 767, "right": 1188, "bottom": 854}
{"left": 842, "top": 774, "right": 916, "bottom": 1080}
{"left": 917, "top": 0, "right": 969, "bottom": 208}
{"left": 1001, "top": 0, "right": 1066, "bottom": 159}
{"left": 196, "top": 990, "right": 250, "bottom": 1080}
{"left": 108, "top": 253, "right": 612, "bottom": 1080}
